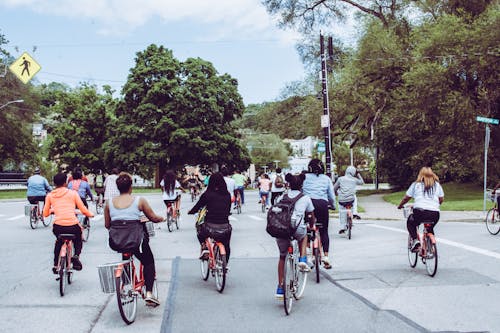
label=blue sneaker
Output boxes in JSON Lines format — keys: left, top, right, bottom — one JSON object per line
{"left": 275, "top": 286, "right": 284, "bottom": 300}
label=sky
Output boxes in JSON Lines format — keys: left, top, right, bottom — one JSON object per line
{"left": 0, "top": 0, "right": 356, "bottom": 105}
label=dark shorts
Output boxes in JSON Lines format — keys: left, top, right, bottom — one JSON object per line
{"left": 27, "top": 196, "right": 46, "bottom": 204}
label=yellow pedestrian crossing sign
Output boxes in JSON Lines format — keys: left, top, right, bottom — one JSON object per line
{"left": 9, "top": 52, "right": 41, "bottom": 84}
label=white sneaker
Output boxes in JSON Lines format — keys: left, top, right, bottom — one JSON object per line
{"left": 322, "top": 256, "right": 332, "bottom": 269}
{"left": 298, "top": 261, "right": 311, "bottom": 272}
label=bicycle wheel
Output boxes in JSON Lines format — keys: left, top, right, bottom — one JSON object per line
{"left": 213, "top": 244, "right": 227, "bottom": 293}
{"left": 407, "top": 235, "right": 417, "bottom": 268}
{"left": 237, "top": 203, "right": 241, "bottom": 214}
{"left": 485, "top": 208, "right": 500, "bottom": 235}
{"left": 261, "top": 201, "right": 266, "bottom": 213}
{"left": 283, "top": 254, "right": 294, "bottom": 315}
{"left": 294, "top": 261, "right": 307, "bottom": 300}
{"left": 59, "top": 257, "right": 66, "bottom": 297}
{"left": 175, "top": 212, "right": 180, "bottom": 230}
{"left": 347, "top": 216, "right": 352, "bottom": 240}
{"left": 42, "top": 213, "right": 51, "bottom": 227}
{"left": 167, "top": 215, "right": 173, "bottom": 232}
{"left": 29, "top": 207, "right": 37, "bottom": 229}
{"left": 425, "top": 237, "right": 438, "bottom": 277}
{"left": 115, "top": 267, "right": 137, "bottom": 325}
{"left": 200, "top": 255, "right": 209, "bottom": 281}
{"left": 82, "top": 224, "right": 90, "bottom": 242}
{"left": 313, "top": 247, "right": 320, "bottom": 283}
{"left": 96, "top": 201, "right": 103, "bottom": 215}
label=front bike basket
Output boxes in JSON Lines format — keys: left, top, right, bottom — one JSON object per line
{"left": 97, "top": 261, "right": 128, "bottom": 293}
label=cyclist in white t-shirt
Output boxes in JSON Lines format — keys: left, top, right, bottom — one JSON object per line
{"left": 398, "top": 167, "right": 444, "bottom": 252}
{"left": 160, "top": 170, "right": 183, "bottom": 214}
{"left": 270, "top": 168, "right": 286, "bottom": 205}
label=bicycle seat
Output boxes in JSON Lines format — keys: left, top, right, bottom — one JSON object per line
{"left": 339, "top": 201, "right": 354, "bottom": 209}
{"left": 58, "top": 234, "right": 76, "bottom": 241}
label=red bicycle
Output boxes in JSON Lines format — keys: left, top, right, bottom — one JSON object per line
{"left": 197, "top": 208, "right": 227, "bottom": 293}
{"left": 55, "top": 234, "right": 75, "bottom": 297}
{"left": 165, "top": 199, "right": 179, "bottom": 232}
{"left": 307, "top": 223, "right": 323, "bottom": 283}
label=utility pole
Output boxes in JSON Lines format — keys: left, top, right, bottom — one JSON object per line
{"left": 320, "top": 32, "right": 333, "bottom": 176}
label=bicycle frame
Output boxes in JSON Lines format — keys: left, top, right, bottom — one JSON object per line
{"left": 205, "top": 237, "right": 226, "bottom": 270}
{"left": 340, "top": 203, "right": 354, "bottom": 239}
{"left": 115, "top": 256, "right": 145, "bottom": 296}
{"left": 417, "top": 224, "right": 436, "bottom": 256}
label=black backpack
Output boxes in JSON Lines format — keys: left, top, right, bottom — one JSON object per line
{"left": 266, "top": 193, "right": 304, "bottom": 238}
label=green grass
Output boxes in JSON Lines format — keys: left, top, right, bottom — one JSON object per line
{"left": 383, "top": 182, "right": 494, "bottom": 211}
{"left": 0, "top": 187, "right": 159, "bottom": 200}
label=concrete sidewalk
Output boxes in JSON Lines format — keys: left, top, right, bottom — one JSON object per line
{"left": 357, "top": 194, "right": 485, "bottom": 223}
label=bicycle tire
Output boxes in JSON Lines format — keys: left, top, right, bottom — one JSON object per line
{"left": 200, "top": 256, "right": 209, "bottom": 281}
{"left": 115, "top": 267, "right": 137, "bottom": 325}
{"left": 214, "top": 244, "right": 227, "bottom": 293}
{"left": 314, "top": 247, "right": 320, "bottom": 283}
{"left": 167, "top": 216, "right": 173, "bottom": 232}
{"left": 42, "top": 213, "right": 51, "bottom": 227}
{"left": 59, "top": 257, "right": 66, "bottom": 297}
{"left": 407, "top": 235, "right": 418, "bottom": 268}
{"left": 425, "top": 237, "right": 438, "bottom": 277}
{"left": 29, "top": 207, "right": 37, "bottom": 229}
{"left": 261, "top": 202, "right": 266, "bottom": 213}
{"left": 347, "top": 216, "right": 352, "bottom": 240}
{"left": 295, "top": 261, "right": 307, "bottom": 300}
{"left": 82, "top": 224, "right": 90, "bottom": 242}
{"left": 96, "top": 202, "right": 103, "bottom": 215}
{"left": 283, "top": 254, "right": 294, "bottom": 315}
{"left": 237, "top": 203, "right": 241, "bottom": 214}
{"left": 175, "top": 213, "right": 180, "bottom": 230}
{"left": 485, "top": 208, "right": 500, "bottom": 235}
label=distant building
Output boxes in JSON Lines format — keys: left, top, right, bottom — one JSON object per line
{"left": 284, "top": 136, "right": 316, "bottom": 158}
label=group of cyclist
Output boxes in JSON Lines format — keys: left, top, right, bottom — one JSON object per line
{"left": 25, "top": 160, "right": 446, "bottom": 308}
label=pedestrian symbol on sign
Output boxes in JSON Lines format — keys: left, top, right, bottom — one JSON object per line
{"left": 9, "top": 52, "right": 41, "bottom": 84}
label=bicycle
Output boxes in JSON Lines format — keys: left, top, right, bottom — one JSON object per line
{"left": 97, "top": 221, "right": 158, "bottom": 325}
{"left": 485, "top": 190, "right": 500, "bottom": 235}
{"left": 234, "top": 189, "right": 242, "bottom": 214}
{"left": 404, "top": 206, "right": 438, "bottom": 277}
{"left": 307, "top": 222, "right": 322, "bottom": 283}
{"left": 283, "top": 237, "right": 308, "bottom": 315}
{"left": 55, "top": 234, "right": 75, "bottom": 297}
{"left": 197, "top": 208, "right": 227, "bottom": 293}
{"left": 190, "top": 186, "right": 198, "bottom": 202}
{"left": 339, "top": 201, "right": 354, "bottom": 240}
{"left": 77, "top": 213, "right": 90, "bottom": 242}
{"left": 165, "top": 200, "right": 179, "bottom": 232}
{"left": 95, "top": 192, "right": 104, "bottom": 215}
{"left": 261, "top": 193, "right": 268, "bottom": 213}
{"left": 26, "top": 200, "right": 51, "bottom": 229}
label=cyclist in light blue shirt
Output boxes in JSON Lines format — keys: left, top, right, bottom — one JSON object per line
{"left": 26, "top": 167, "right": 52, "bottom": 204}
{"left": 302, "top": 159, "right": 335, "bottom": 269}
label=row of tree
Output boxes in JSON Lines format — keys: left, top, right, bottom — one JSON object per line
{"left": 252, "top": 0, "right": 499, "bottom": 187}
{"left": 0, "top": 40, "right": 251, "bottom": 179}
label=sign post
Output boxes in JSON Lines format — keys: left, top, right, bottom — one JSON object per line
{"left": 476, "top": 116, "right": 499, "bottom": 214}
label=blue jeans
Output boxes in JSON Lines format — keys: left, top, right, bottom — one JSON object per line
{"left": 235, "top": 186, "right": 245, "bottom": 204}
{"left": 259, "top": 190, "right": 270, "bottom": 206}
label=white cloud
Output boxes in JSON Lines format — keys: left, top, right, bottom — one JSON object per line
{"left": 1, "top": 0, "right": 300, "bottom": 44}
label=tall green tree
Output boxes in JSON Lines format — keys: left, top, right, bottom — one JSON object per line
{"left": 46, "top": 83, "right": 115, "bottom": 172}
{"left": 110, "top": 44, "right": 250, "bottom": 178}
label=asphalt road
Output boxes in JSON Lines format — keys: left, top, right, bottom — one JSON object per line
{"left": 1, "top": 191, "right": 499, "bottom": 333}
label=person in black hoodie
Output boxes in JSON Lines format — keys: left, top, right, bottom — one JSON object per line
{"left": 188, "top": 172, "right": 232, "bottom": 262}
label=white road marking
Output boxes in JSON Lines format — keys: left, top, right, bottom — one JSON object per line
{"left": 7, "top": 214, "right": 25, "bottom": 221}
{"left": 368, "top": 224, "right": 500, "bottom": 260}
{"left": 248, "top": 215, "right": 264, "bottom": 221}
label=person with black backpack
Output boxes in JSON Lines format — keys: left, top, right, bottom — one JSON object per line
{"left": 270, "top": 173, "right": 316, "bottom": 300}
{"left": 270, "top": 167, "right": 286, "bottom": 205}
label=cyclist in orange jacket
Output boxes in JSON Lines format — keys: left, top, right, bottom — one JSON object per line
{"left": 43, "top": 172, "right": 94, "bottom": 274}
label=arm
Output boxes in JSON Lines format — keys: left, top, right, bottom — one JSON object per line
{"left": 42, "top": 195, "right": 52, "bottom": 217}
{"left": 356, "top": 171, "right": 365, "bottom": 185}
{"left": 327, "top": 179, "right": 336, "bottom": 209}
{"left": 75, "top": 194, "right": 94, "bottom": 217}
{"left": 104, "top": 203, "right": 111, "bottom": 229}
{"left": 188, "top": 192, "right": 208, "bottom": 214}
{"left": 85, "top": 183, "right": 94, "bottom": 201}
{"left": 44, "top": 179, "right": 52, "bottom": 192}
{"left": 398, "top": 195, "right": 412, "bottom": 209}
{"left": 139, "top": 197, "right": 164, "bottom": 223}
